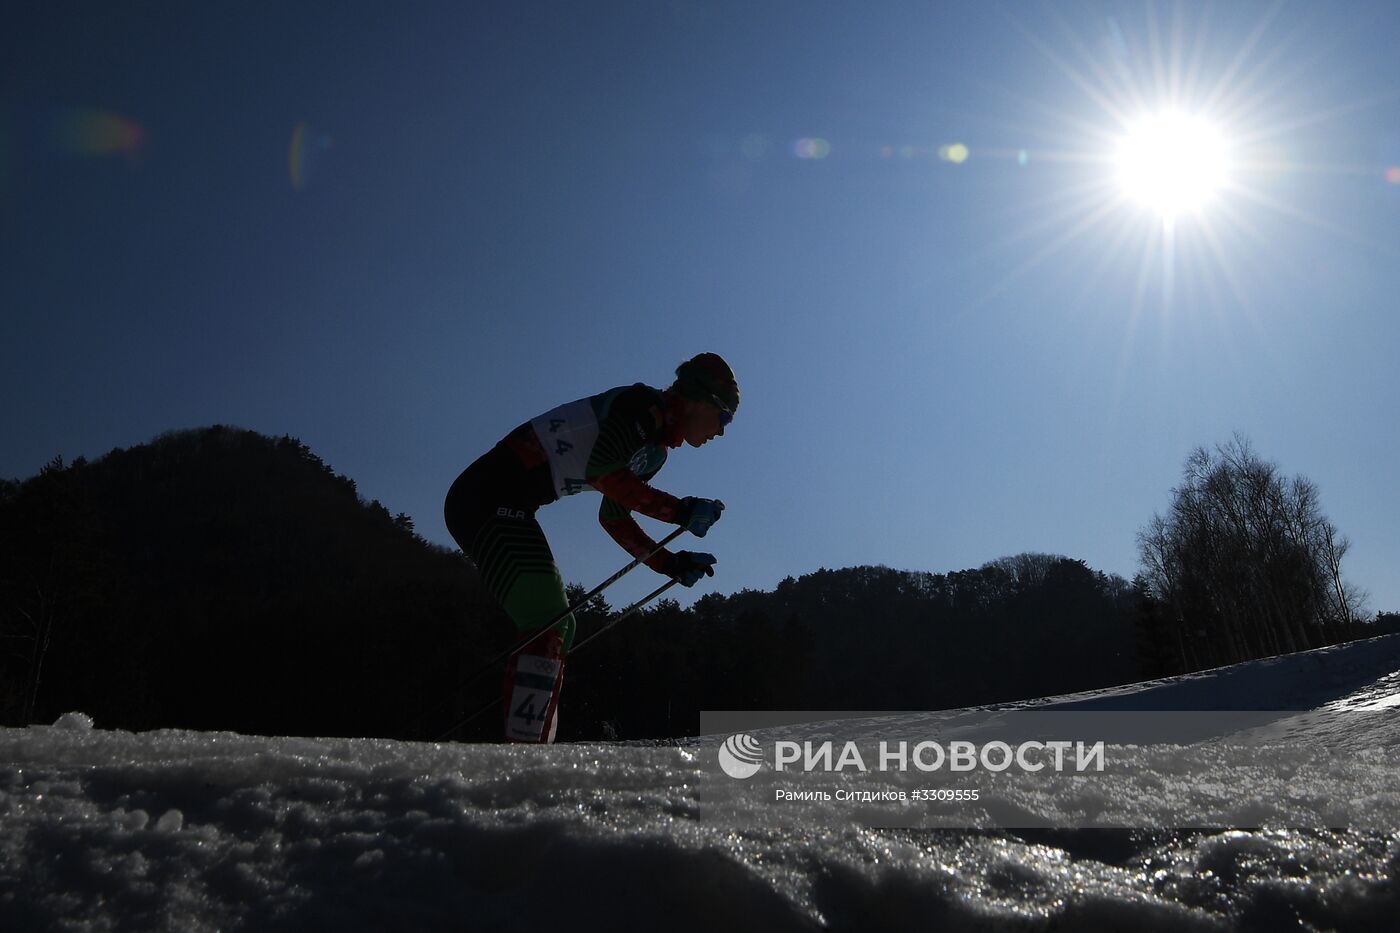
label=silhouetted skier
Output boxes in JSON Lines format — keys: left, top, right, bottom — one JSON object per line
{"left": 445, "top": 353, "right": 738, "bottom": 742}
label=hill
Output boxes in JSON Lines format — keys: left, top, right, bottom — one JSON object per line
{"left": 12, "top": 426, "right": 1389, "bottom": 742}
{"left": 0, "top": 426, "right": 511, "bottom": 738}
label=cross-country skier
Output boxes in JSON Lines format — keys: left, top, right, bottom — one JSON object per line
{"left": 444, "top": 353, "right": 738, "bottom": 743}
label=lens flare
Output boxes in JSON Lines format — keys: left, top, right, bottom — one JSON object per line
{"left": 51, "top": 111, "right": 144, "bottom": 157}
{"left": 1385, "top": 166, "right": 1400, "bottom": 185}
{"left": 791, "top": 137, "right": 830, "bottom": 160}
{"left": 289, "top": 122, "right": 333, "bottom": 190}
{"left": 938, "top": 143, "right": 969, "bottom": 164}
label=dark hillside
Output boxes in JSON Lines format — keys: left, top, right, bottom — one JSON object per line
{"left": 0, "top": 427, "right": 512, "bottom": 738}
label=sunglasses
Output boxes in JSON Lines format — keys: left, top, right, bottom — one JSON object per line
{"left": 710, "top": 395, "right": 734, "bottom": 426}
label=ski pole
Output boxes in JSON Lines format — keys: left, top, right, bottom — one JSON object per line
{"left": 431, "top": 527, "right": 685, "bottom": 731}
{"left": 469, "top": 526, "right": 686, "bottom": 677}
{"left": 435, "top": 577, "right": 681, "bottom": 741}
{"left": 569, "top": 578, "right": 680, "bottom": 655}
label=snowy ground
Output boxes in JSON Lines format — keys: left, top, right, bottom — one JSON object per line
{"left": 4, "top": 637, "right": 1399, "bottom": 932}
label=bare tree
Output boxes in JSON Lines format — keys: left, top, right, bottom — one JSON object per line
{"left": 1137, "top": 435, "right": 1366, "bottom": 670}
{"left": 982, "top": 553, "right": 1063, "bottom": 592}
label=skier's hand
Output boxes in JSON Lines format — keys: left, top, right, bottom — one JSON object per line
{"left": 676, "top": 497, "right": 725, "bottom": 538}
{"left": 667, "top": 550, "right": 717, "bottom": 587}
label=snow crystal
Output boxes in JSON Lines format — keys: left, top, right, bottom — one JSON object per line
{"left": 52, "top": 711, "right": 94, "bottom": 731}
{"left": 155, "top": 808, "right": 184, "bottom": 833}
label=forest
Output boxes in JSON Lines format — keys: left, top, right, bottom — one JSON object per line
{"left": 3, "top": 426, "right": 1395, "bottom": 741}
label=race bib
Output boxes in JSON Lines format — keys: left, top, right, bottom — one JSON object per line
{"left": 529, "top": 397, "right": 600, "bottom": 498}
{"left": 505, "top": 652, "right": 563, "bottom": 742}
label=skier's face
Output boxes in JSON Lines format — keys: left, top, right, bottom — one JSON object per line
{"left": 683, "top": 398, "right": 728, "bottom": 448}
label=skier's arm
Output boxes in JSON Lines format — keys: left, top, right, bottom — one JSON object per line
{"left": 598, "top": 495, "right": 673, "bottom": 573}
{"left": 589, "top": 468, "right": 683, "bottom": 523}
{"left": 585, "top": 386, "right": 723, "bottom": 535}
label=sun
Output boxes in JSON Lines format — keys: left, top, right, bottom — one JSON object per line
{"left": 1114, "top": 111, "right": 1231, "bottom": 221}
{"left": 958, "top": 5, "right": 1379, "bottom": 319}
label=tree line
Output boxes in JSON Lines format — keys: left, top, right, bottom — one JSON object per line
{"left": 1134, "top": 434, "right": 1391, "bottom": 677}
{"left": 2, "top": 426, "right": 1394, "bottom": 741}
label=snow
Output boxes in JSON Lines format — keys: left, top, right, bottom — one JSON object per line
{"left": 3, "top": 636, "right": 1399, "bottom": 931}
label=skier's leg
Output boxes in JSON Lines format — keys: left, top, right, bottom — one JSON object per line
{"left": 465, "top": 510, "right": 576, "bottom": 651}
{"left": 445, "top": 463, "right": 574, "bottom": 742}
{"left": 482, "top": 517, "right": 574, "bottom": 742}
{"left": 501, "top": 627, "right": 565, "bottom": 743}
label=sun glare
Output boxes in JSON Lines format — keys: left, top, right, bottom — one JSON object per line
{"left": 960, "top": 6, "right": 1375, "bottom": 318}
{"left": 1115, "top": 111, "right": 1230, "bottom": 220}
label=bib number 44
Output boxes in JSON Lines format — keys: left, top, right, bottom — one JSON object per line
{"left": 504, "top": 648, "right": 564, "bottom": 743}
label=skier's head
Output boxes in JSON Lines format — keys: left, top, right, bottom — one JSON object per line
{"left": 669, "top": 352, "right": 738, "bottom": 448}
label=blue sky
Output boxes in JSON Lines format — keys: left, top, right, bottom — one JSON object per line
{"left": 4, "top": 1, "right": 1398, "bottom": 614}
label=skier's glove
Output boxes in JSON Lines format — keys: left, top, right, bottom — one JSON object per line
{"left": 667, "top": 551, "right": 717, "bottom": 587}
{"left": 675, "top": 497, "right": 725, "bottom": 538}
